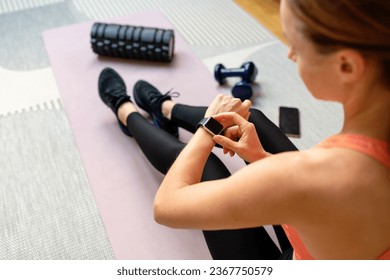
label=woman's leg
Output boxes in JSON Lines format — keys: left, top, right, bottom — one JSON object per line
{"left": 170, "top": 104, "right": 298, "bottom": 153}
{"left": 170, "top": 104, "right": 207, "bottom": 134}
{"left": 125, "top": 111, "right": 230, "bottom": 178}
{"left": 248, "top": 109, "right": 298, "bottom": 153}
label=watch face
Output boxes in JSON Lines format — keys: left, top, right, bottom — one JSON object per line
{"left": 205, "top": 117, "right": 224, "bottom": 134}
{"left": 197, "top": 117, "right": 224, "bottom": 135}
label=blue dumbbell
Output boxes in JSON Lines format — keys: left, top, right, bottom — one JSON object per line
{"left": 231, "top": 81, "right": 253, "bottom": 101}
{"left": 214, "top": 61, "right": 258, "bottom": 85}
{"left": 214, "top": 61, "right": 258, "bottom": 101}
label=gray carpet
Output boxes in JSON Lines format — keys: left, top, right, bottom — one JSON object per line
{"left": 0, "top": 0, "right": 342, "bottom": 259}
{"left": 0, "top": 108, "right": 114, "bottom": 259}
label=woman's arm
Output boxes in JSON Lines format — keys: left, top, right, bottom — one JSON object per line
{"left": 154, "top": 145, "right": 310, "bottom": 229}
{"left": 156, "top": 95, "right": 252, "bottom": 188}
{"left": 153, "top": 111, "right": 314, "bottom": 230}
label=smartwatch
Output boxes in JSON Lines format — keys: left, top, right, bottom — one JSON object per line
{"left": 196, "top": 117, "right": 224, "bottom": 136}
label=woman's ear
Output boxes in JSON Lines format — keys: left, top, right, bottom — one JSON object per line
{"left": 336, "top": 49, "right": 366, "bottom": 84}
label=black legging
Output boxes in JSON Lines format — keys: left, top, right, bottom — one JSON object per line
{"left": 126, "top": 104, "right": 297, "bottom": 260}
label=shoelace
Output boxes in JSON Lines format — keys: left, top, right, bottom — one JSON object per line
{"left": 164, "top": 88, "right": 180, "bottom": 98}
{"left": 110, "top": 87, "right": 128, "bottom": 106}
{"left": 109, "top": 87, "right": 126, "bottom": 98}
{"left": 150, "top": 88, "right": 180, "bottom": 105}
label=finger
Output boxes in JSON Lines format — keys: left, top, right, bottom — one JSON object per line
{"left": 213, "top": 135, "right": 239, "bottom": 153}
{"left": 214, "top": 112, "right": 249, "bottom": 128}
{"left": 223, "top": 126, "right": 240, "bottom": 139}
{"left": 245, "top": 111, "right": 251, "bottom": 120}
{"left": 240, "top": 100, "right": 251, "bottom": 120}
{"left": 212, "top": 114, "right": 235, "bottom": 128}
{"left": 242, "top": 99, "right": 252, "bottom": 108}
{"left": 223, "top": 147, "right": 235, "bottom": 157}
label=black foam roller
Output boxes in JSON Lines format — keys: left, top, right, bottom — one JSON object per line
{"left": 91, "top": 22, "right": 175, "bottom": 62}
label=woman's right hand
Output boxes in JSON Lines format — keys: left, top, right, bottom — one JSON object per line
{"left": 213, "top": 112, "right": 269, "bottom": 163}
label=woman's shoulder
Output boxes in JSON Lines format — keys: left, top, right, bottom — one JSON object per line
{"left": 290, "top": 147, "right": 389, "bottom": 220}
{"left": 309, "top": 139, "right": 390, "bottom": 188}
{"left": 253, "top": 147, "right": 390, "bottom": 217}
{"left": 296, "top": 146, "right": 389, "bottom": 192}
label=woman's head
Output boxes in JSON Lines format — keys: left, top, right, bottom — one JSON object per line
{"left": 284, "top": 0, "right": 390, "bottom": 89}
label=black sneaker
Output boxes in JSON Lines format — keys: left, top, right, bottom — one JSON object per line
{"left": 133, "top": 80, "right": 179, "bottom": 138}
{"left": 98, "top": 67, "right": 132, "bottom": 137}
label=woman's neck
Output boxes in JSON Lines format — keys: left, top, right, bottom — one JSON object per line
{"left": 341, "top": 85, "right": 390, "bottom": 141}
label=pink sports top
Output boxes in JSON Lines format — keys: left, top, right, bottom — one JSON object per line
{"left": 282, "top": 133, "right": 390, "bottom": 260}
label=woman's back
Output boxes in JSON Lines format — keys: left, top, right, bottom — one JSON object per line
{"left": 286, "top": 134, "right": 390, "bottom": 259}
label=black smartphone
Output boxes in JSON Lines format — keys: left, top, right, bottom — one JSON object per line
{"left": 279, "top": 106, "right": 301, "bottom": 138}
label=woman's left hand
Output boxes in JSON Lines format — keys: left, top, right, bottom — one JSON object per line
{"left": 204, "top": 94, "right": 251, "bottom": 120}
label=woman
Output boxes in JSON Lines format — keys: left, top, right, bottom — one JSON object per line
{"left": 154, "top": 0, "right": 390, "bottom": 259}
{"left": 99, "top": 0, "right": 389, "bottom": 259}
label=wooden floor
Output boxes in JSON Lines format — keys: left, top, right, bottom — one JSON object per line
{"left": 235, "top": 0, "right": 286, "bottom": 44}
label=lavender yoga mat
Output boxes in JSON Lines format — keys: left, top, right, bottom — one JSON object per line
{"left": 43, "top": 11, "right": 245, "bottom": 259}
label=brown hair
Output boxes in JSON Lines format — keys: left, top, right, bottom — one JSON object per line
{"left": 287, "top": 0, "right": 390, "bottom": 87}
